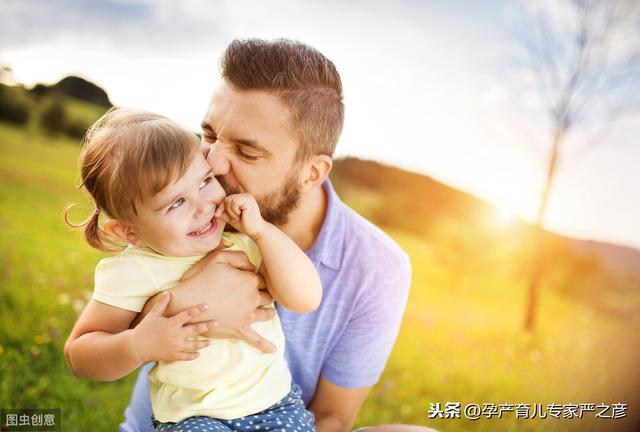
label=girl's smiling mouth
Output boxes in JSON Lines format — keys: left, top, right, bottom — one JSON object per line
{"left": 188, "top": 217, "right": 217, "bottom": 237}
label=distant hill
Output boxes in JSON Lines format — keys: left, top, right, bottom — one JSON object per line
{"left": 331, "top": 157, "right": 640, "bottom": 278}
{"left": 0, "top": 78, "right": 109, "bottom": 140}
{"left": 31, "top": 75, "right": 112, "bottom": 108}
{"left": 569, "top": 239, "right": 640, "bottom": 276}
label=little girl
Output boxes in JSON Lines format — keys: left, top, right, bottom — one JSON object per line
{"left": 64, "top": 108, "right": 321, "bottom": 431}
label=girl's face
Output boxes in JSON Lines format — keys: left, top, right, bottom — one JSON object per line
{"left": 128, "top": 152, "right": 226, "bottom": 257}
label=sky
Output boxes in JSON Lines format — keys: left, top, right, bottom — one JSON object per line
{"left": 1, "top": 0, "right": 639, "bottom": 250}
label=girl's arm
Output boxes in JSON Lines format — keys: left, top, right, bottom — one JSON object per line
{"left": 217, "top": 193, "right": 322, "bottom": 313}
{"left": 254, "top": 223, "right": 322, "bottom": 313}
{"left": 64, "top": 294, "right": 214, "bottom": 381}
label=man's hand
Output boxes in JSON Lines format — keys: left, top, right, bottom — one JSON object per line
{"left": 131, "top": 292, "right": 216, "bottom": 363}
{"left": 133, "top": 250, "right": 277, "bottom": 353}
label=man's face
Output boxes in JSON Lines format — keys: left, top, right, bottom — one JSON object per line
{"left": 201, "top": 81, "right": 303, "bottom": 227}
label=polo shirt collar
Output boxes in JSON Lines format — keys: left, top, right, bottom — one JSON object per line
{"left": 306, "top": 179, "right": 344, "bottom": 271}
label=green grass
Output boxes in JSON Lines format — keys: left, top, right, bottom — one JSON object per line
{"left": 1, "top": 122, "right": 639, "bottom": 431}
{"left": 0, "top": 123, "right": 133, "bottom": 429}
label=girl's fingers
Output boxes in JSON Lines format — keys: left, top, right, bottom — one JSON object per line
{"left": 231, "top": 199, "right": 240, "bottom": 215}
{"left": 226, "top": 203, "right": 238, "bottom": 220}
{"left": 217, "top": 208, "right": 232, "bottom": 224}
{"left": 225, "top": 198, "right": 240, "bottom": 219}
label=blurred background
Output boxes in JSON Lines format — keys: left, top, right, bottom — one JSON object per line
{"left": 0, "top": 0, "right": 639, "bottom": 431}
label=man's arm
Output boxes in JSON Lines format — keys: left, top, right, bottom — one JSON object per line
{"left": 132, "top": 250, "right": 277, "bottom": 353}
{"left": 309, "top": 377, "right": 372, "bottom": 432}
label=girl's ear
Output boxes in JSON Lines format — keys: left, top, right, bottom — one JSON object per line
{"left": 103, "top": 220, "right": 142, "bottom": 248}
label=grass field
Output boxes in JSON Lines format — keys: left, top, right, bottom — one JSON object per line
{"left": 1, "top": 121, "right": 639, "bottom": 431}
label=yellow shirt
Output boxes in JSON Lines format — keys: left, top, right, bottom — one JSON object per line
{"left": 92, "top": 232, "right": 291, "bottom": 422}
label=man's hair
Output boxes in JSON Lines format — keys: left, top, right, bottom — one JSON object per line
{"left": 220, "top": 38, "right": 344, "bottom": 161}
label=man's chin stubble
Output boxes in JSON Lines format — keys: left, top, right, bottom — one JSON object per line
{"left": 216, "top": 174, "right": 301, "bottom": 229}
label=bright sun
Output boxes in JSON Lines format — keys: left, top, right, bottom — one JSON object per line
{"left": 496, "top": 208, "right": 517, "bottom": 224}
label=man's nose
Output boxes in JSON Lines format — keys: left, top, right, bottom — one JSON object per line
{"left": 208, "top": 145, "right": 230, "bottom": 176}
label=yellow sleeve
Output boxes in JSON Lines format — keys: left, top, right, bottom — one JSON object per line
{"left": 220, "top": 232, "right": 262, "bottom": 271}
{"left": 92, "top": 253, "right": 157, "bottom": 312}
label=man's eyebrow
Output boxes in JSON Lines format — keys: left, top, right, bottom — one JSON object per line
{"left": 201, "top": 121, "right": 269, "bottom": 154}
{"left": 228, "top": 136, "right": 269, "bottom": 153}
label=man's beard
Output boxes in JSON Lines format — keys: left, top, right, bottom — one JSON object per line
{"left": 217, "top": 171, "right": 302, "bottom": 228}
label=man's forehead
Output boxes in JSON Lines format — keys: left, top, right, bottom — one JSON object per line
{"left": 203, "top": 85, "right": 295, "bottom": 141}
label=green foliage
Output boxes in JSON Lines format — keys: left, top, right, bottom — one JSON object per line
{"left": 40, "top": 98, "right": 67, "bottom": 134}
{"left": 0, "top": 84, "right": 31, "bottom": 125}
{"left": 51, "top": 75, "right": 113, "bottom": 108}
{"left": 1, "top": 82, "right": 108, "bottom": 141}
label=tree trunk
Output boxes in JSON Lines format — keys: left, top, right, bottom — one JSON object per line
{"left": 524, "top": 127, "right": 564, "bottom": 332}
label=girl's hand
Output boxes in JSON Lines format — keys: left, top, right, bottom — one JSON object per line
{"left": 215, "top": 193, "right": 266, "bottom": 239}
{"left": 131, "top": 292, "right": 216, "bottom": 362}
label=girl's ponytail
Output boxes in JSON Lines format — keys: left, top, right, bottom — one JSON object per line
{"left": 64, "top": 205, "right": 114, "bottom": 252}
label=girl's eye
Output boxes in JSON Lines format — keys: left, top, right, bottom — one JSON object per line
{"left": 169, "top": 198, "right": 185, "bottom": 211}
{"left": 200, "top": 177, "right": 212, "bottom": 189}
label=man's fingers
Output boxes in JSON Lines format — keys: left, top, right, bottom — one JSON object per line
{"left": 148, "top": 292, "right": 171, "bottom": 316}
{"left": 209, "top": 250, "right": 256, "bottom": 271}
{"left": 184, "top": 320, "right": 217, "bottom": 336}
{"left": 257, "top": 290, "right": 273, "bottom": 307}
{"left": 175, "top": 351, "right": 200, "bottom": 361}
{"left": 173, "top": 303, "right": 209, "bottom": 325}
{"left": 253, "top": 307, "right": 276, "bottom": 322}
{"left": 239, "top": 328, "right": 277, "bottom": 354}
{"left": 182, "top": 339, "right": 210, "bottom": 352}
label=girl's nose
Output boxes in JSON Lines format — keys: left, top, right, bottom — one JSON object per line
{"left": 194, "top": 198, "right": 211, "bottom": 219}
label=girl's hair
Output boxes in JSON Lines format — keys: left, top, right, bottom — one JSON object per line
{"left": 65, "top": 107, "right": 200, "bottom": 251}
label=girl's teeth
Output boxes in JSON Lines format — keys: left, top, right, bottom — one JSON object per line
{"left": 192, "top": 222, "right": 211, "bottom": 235}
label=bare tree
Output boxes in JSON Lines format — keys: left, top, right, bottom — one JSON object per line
{"left": 520, "top": 0, "right": 640, "bottom": 331}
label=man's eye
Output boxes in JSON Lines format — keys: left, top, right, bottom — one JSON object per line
{"left": 238, "top": 149, "right": 259, "bottom": 161}
{"left": 169, "top": 198, "right": 185, "bottom": 210}
{"left": 203, "top": 134, "right": 217, "bottom": 143}
{"left": 200, "top": 177, "right": 212, "bottom": 189}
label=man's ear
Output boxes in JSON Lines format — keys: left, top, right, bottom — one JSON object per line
{"left": 299, "top": 155, "right": 332, "bottom": 193}
{"left": 103, "top": 219, "right": 142, "bottom": 248}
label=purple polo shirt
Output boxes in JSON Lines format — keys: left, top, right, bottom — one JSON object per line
{"left": 120, "top": 180, "right": 411, "bottom": 431}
